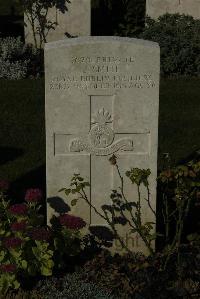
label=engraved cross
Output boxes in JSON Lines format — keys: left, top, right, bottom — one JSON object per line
{"left": 54, "top": 95, "right": 150, "bottom": 224}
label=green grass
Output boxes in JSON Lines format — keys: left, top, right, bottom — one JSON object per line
{"left": 0, "top": 0, "right": 12, "bottom": 15}
{"left": 0, "top": 79, "right": 45, "bottom": 183}
{"left": 0, "top": 78, "right": 200, "bottom": 188}
{"left": 0, "top": 0, "right": 21, "bottom": 15}
{"left": 158, "top": 78, "right": 200, "bottom": 167}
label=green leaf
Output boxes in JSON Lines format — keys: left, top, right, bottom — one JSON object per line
{"left": 32, "top": 246, "right": 39, "bottom": 257}
{"left": 131, "top": 228, "right": 137, "bottom": 233}
{"left": 0, "top": 251, "right": 5, "bottom": 262}
{"left": 77, "top": 177, "right": 84, "bottom": 181}
{"left": 9, "top": 249, "right": 22, "bottom": 259}
{"left": 71, "top": 198, "right": 78, "bottom": 206}
{"left": 58, "top": 188, "right": 66, "bottom": 192}
{"left": 65, "top": 189, "right": 71, "bottom": 196}
{"left": 21, "top": 260, "right": 27, "bottom": 269}
{"left": 41, "top": 266, "right": 52, "bottom": 276}
{"left": 187, "top": 233, "right": 200, "bottom": 242}
{"left": 13, "top": 279, "right": 20, "bottom": 290}
{"left": 149, "top": 233, "right": 157, "bottom": 241}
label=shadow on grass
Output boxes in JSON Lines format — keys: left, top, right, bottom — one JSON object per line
{"left": 0, "top": 146, "right": 24, "bottom": 165}
{"left": 9, "top": 164, "right": 46, "bottom": 202}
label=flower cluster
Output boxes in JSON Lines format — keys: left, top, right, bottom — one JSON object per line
{"left": 29, "top": 227, "right": 51, "bottom": 241}
{"left": 0, "top": 264, "right": 16, "bottom": 273}
{"left": 25, "top": 188, "right": 42, "bottom": 203}
{"left": 0, "top": 179, "right": 9, "bottom": 191}
{"left": 59, "top": 214, "right": 86, "bottom": 230}
{"left": 9, "top": 204, "right": 28, "bottom": 216}
{"left": 11, "top": 220, "right": 27, "bottom": 232}
{"left": 3, "top": 237, "right": 23, "bottom": 249}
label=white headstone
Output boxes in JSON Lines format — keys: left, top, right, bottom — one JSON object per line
{"left": 25, "top": 0, "right": 91, "bottom": 46}
{"left": 146, "top": 0, "right": 200, "bottom": 19}
{"left": 45, "top": 37, "right": 160, "bottom": 254}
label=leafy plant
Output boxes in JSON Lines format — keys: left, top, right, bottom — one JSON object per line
{"left": 113, "top": 0, "right": 146, "bottom": 37}
{"left": 50, "top": 213, "right": 86, "bottom": 271}
{"left": 0, "top": 182, "right": 85, "bottom": 295}
{"left": 60, "top": 155, "right": 156, "bottom": 255}
{"left": 158, "top": 157, "right": 200, "bottom": 268}
{"left": 15, "top": 0, "right": 71, "bottom": 48}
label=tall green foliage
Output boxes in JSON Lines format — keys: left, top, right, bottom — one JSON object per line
{"left": 14, "top": 0, "right": 71, "bottom": 48}
{"left": 91, "top": 0, "right": 145, "bottom": 36}
{"left": 140, "top": 14, "right": 200, "bottom": 77}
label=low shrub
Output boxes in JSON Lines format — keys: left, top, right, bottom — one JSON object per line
{"left": 82, "top": 248, "right": 200, "bottom": 299}
{"left": 0, "top": 37, "right": 43, "bottom": 79}
{"left": 157, "top": 156, "right": 200, "bottom": 255}
{"left": 0, "top": 182, "right": 86, "bottom": 295}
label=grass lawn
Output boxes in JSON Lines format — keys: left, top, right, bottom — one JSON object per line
{"left": 0, "top": 77, "right": 200, "bottom": 194}
{"left": 158, "top": 78, "right": 200, "bottom": 167}
{"left": 0, "top": 0, "right": 21, "bottom": 15}
{"left": 0, "top": 79, "right": 45, "bottom": 197}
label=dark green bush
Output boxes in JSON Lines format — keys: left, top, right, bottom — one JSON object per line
{"left": 91, "top": 0, "right": 145, "bottom": 36}
{"left": 0, "top": 37, "right": 43, "bottom": 79}
{"left": 83, "top": 248, "right": 200, "bottom": 299}
{"left": 140, "top": 14, "right": 200, "bottom": 77}
{"left": 113, "top": 0, "right": 146, "bottom": 37}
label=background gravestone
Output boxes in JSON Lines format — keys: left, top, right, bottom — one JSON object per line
{"left": 45, "top": 37, "right": 160, "bottom": 254}
{"left": 25, "top": 0, "right": 91, "bottom": 46}
{"left": 146, "top": 0, "right": 200, "bottom": 19}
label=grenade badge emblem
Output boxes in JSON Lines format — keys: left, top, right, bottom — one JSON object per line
{"left": 89, "top": 108, "right": 114, "bottom": 148}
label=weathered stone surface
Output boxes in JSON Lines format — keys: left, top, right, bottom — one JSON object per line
{"left": 25, "top": 0, "right": 90, "bottom": 46}
{"left": 146, "top": 0, "right": 200, "bottom": 19}
{"left": 45, "top": 37, "right": 160, "bottom": 254}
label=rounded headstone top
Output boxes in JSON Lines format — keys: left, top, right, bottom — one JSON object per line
{"left": 45, "top": 36, "right": 160, "bottom": 50}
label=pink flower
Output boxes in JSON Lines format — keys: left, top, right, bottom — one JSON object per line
{"left": 11, "top": 220, "right": 27, "bottom": 232}
{"left": 25, "top": 188, "right": 42, "bottom": 203}
{"left": 29, "top": 227, "right": 51, "bottom": 241}
{"left": 0, "top": 264, "right": 16, "bottom": 273}
{"left": 0, "top": 179, "right": 9, "bottom": 191}
{"left": 59, "top": 214, "right": 86, "bottom": 230}
{"left": 3, "top": 237, "right": 23, "bottom": 249}
{"left": 9, "top": 204, "right": 28, "bottom": 216}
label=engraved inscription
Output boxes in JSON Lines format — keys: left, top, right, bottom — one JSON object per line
{"left": 48, "top": 55, "right": 156, "bottom": 90}
{"left": 49, "top": 73, "right": 156, "bottom": 90}
{"left": 71, "top": 56, "right": 135, "bottom": 64}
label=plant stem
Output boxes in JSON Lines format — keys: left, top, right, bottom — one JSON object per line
{"left": 115, "top": 163, "right": 154, "bottom": 255}
{"left": 146, "top": 185, "right": 156, "bottom": 217}
{"left": 79, "top": 189, "right": 133, "bottom": 254}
